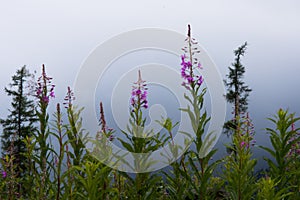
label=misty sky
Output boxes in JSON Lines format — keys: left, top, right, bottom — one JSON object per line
{"left": 1, "top": 1, "right": 300, "bottom": 170}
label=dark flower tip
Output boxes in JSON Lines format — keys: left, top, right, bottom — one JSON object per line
{"left": 63, "top": 86, "right": 75, "bottom": 108}
{"left": 99, "top": 102, "right": 107, "bottom": 134}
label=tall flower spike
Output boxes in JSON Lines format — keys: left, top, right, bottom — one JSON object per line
{"left": 35, "top": 64, "right": 55, "bottom": 104}
{"left": 180, "top": 24, "right": 204, "bottom": 89}
{"left": 97, "top": 101, "right": 114, "bottom": 141}
{"left": 63, "top": 86, "right": 75, "bottom": 109}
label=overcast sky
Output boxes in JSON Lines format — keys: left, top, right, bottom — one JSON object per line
{"left": 1, "top": 0, "right": 300, "bottom": 170}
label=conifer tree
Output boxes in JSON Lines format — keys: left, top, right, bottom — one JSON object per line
{"left": 224, "top": 42, "right": 252, "bottom": 135}
{"left": 0, "top": 66, "right": 37, "bottom": 177}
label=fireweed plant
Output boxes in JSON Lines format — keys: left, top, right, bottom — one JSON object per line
{"left": 90, "top": 102, "right": 115, "bottom": 163}
{"left": 63, "top": 86, "right": 86, "bottom": 167}
{"left": 78, "top": 101, "right": 118, "bottom": 199}
{"left": 88, "top": 101, "right": 119, "bottom": 199}
{"left": 49, "top": 89, "right": 77, "bottom": 200}
{"left": 118, "top": 70, "right": 168, "bottom": 199}
{"left": 180, "top": 25, "right": 221, "bottom": 199}
{"left": 222, "top": 113, "right": 257, "bottom": 200}
{"left": 34, "top": 64, "right": 56, "bottom": 199}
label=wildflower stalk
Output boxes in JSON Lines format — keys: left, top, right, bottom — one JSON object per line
{"left": 66, "top": 101, "right": 117, "bottom": 199}
{"left": 33, "top": 64, "right": 56, "bottom": 199}
{"left": 64, "top": 87, "right": 85, "bottom": 167}
{"left": 118, "top": 70, "right": 165, "bottom": 199}
{"left": 93, "top": 101, "right": 120, "bottom": 198}
{"left": 223, "top": 113, "right": 257, "bottom": 200}
{"left": 180, "top": 24, "right": 219, "bottom": 200}
{"left": 130, "top": 70, "right": 150, "bottom": 199}
{"left": 98, "top": 101, "right": 115, "bottom": 199}
{"left": 63, "top": 86, "right": 86, "bottom": 198}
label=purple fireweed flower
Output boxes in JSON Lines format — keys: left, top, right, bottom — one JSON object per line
{"left": 2, "top": 171, "right": 7, "bottom": 178}
{"left": 130, "top": 98, "right": 135, "bottom": 106}
{"left": 197, "top": 75, "right": 203, "bottom": 86}
{"left": 107, "top": 128, "right": 114, "bottom": 132}
{"left": 136, "top": 89, "right": 141, "bottom": 95}
{"left": 50, "top": 85, "right": 55, "bottom": 98}
{"left": 130, "top": 70, "right": 148, "bottom": 111}
{"left": 50, "top": 91, "right": 55, "bottom": 98}
{"left": 36, "top": 87, "right": 42, "bottom": 96}
{"left": 181, "top": 54, "right": 186, "bottom": 63}
{"left": 180, "top": 54, "right": 204, "bottom": 88}
{"left": 197, "top": 62, "right": 203, "bottom": 69}
{"left": 240, "top": 141, "right": 246, "bottom": 148}
{"left": 187, "top": 76, "right": 193, "bottom": 84}
{"left": 292, "top": 122, "right": 295, "bottom": 131}
{"left": 181, "top": 82, "right": 191, "bottom": 90}
{"left": 42, "top": 96, "right": 49, "bottom": 104}
{"left": 141, "top": 90, "right": 147, "bottom": 100}
{"left": 109, "top": 135, "right": 114, "bottom": 141}
{"left": 240, "top": 140, "right": 250, "bottom": 148}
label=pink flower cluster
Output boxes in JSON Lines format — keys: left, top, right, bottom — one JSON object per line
{"left": 180, "top": 54, "right": 203, "bottom": 89}
{"left": 130, "top": 70, "right": 148, "bottom": 110}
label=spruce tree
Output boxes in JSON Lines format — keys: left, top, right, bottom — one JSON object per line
{"left": 224, "top": 42, "right": 252, "bottom": 135}
{"left": 0, "top": 66, "right": 37, "bottom": 178}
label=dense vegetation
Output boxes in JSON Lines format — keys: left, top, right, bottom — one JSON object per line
{"left": 0, "top": 26, "right": 299, "bottom": 199}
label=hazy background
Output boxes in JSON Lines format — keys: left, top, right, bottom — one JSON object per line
{"left": 1, "top": 0, "right": 299, "bottom": 171}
